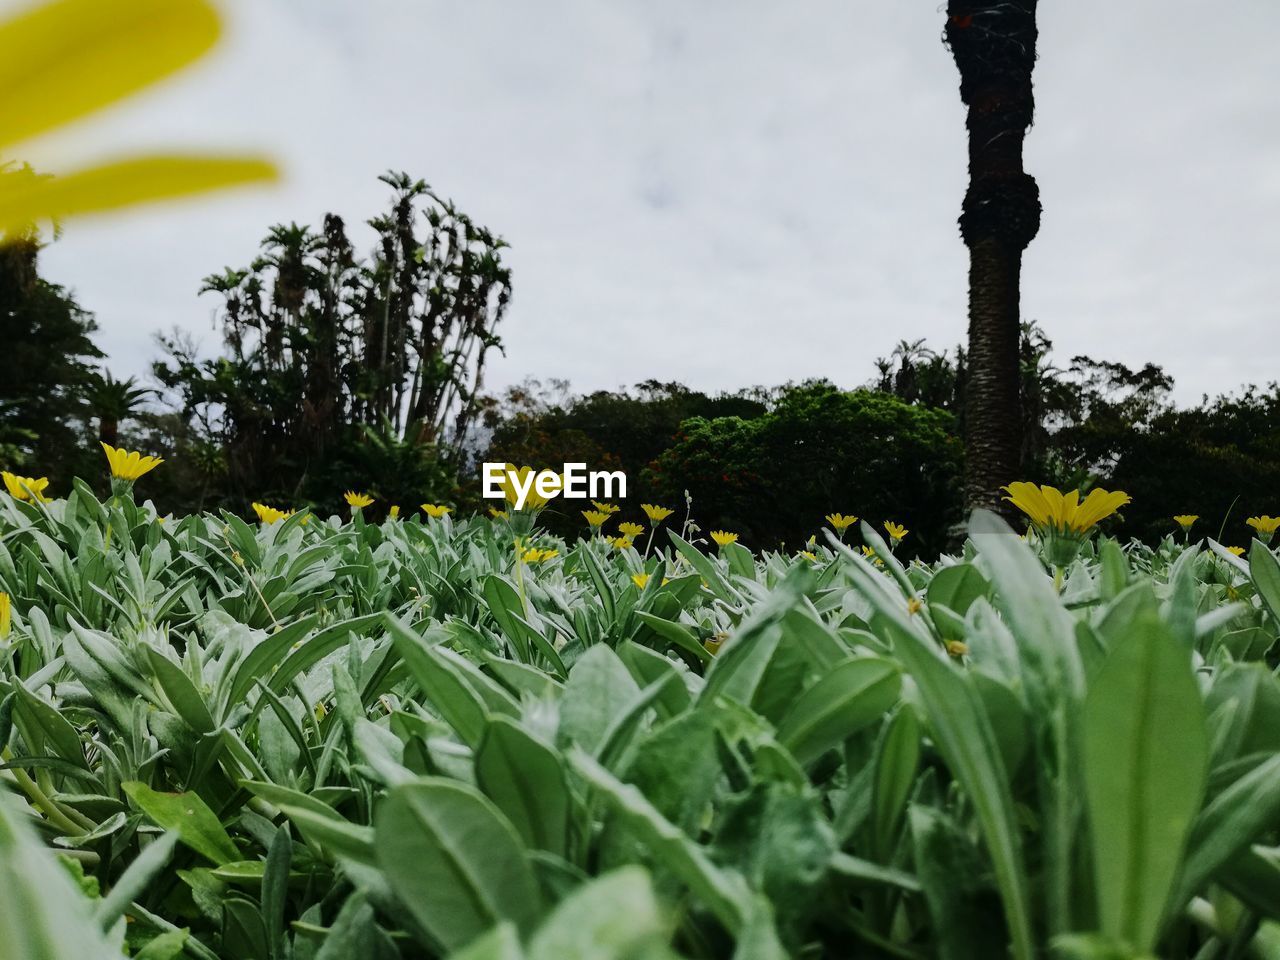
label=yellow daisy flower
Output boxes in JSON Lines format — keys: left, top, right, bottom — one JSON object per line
{"left": 825, "top": 512, "right": 858, "bottom": 534}
{"left": 631, "top": 572, "right": 650, "bottom": 589}
{"left": 1247, "top": 516, "right": 1280, "bottom": 544}
{"left": 591, "top": 500, "right": 621, "bottom": 515}
{"left": 641, "top": 503, "right": 674, "bottom": 523}
{"left": 495, "top": 464, "right": 560, "bottom": 510}
{"left": 710, "top": 530, "right": 738, "bottom": 548}
{"left": 883, "top": 521, "right": 908, "bottom": 542}
{"left": 421, "top": 503, "right": 450, "bottom": 519}
{"left": 582, "top": 510, "right": 611, "bottom": 529}
{"left": 607, "top": 535, "right": 634, "bottom": 551}
{"left": 1003, "top": 482, "right": 1130, "bottom": 536}
{"left": 1, "top": 471, "right": 50, "bottom": 502}
{"left": 1173, "top": 514, "right": 1198, "bottom": 532}
{"left": 521, "top": 547, "right": 558, "bottom": 564}
{"left": 251, "top": 502, "right": 292, "bottom": 524}
{"left": 101, "top": 442, "right": 163, "bottom": 482}
{"left": 618, "top": 521, "right": 645, "bottom": 538}
{"left": 344, "top": 491, "right": 374, "bottom": 509}
{"left": 1003, "top": 481, "right": 1131, "bottom": 566}
{"left": 1227, "top": 546, "right": 1246, "bottom": 557}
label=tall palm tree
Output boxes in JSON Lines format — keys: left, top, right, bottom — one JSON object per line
{"left": 87, "top": 373, "right": 151, "bottom": 447}
{"left": 944, "top": 2, "right": 1042, "bottom": 513}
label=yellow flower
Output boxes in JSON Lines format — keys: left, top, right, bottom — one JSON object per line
{"left": 388, "top": 505, "right": 400, "bottom": 519}
{"left": 582, "top": 510, "right": 611, "bottom": 529}
{"left": 0, "top": 591, "right": 10, "bottom": 639}
{"left": 631, "top": 572, "right": 650, "bottom": 589}
{"left": 521, "top": 547, "right": 558, "bottom": 564}
{"left": 1247, "top": 516, "right": 1280, "bottom": 544}
{"left": 251, "top": 502, "right": 292, "bottom": 525}
{"left": 607, "top": 535, "right": 634, "bottom": 551}
{"left": 101, "top": 442, "right": 163, "bottom": 481}
{"left": 1004, "top": 482, "right": 1131, "bottom": 567}
{"left": 1003, "top": 482, "right": 1130, "bottom": 536}
{"left": 421, "top": 503, "right": 450, "bottom": 519}
{"left": 710, "top": 530, "right": 738, "bottom": 548}
{"left": 618, "top": 521, "right": 645, "bottom": 538}
{"left": 0, "top": 0, "right": 277, "bottom": 239}
{"left": 860, "top": 545, "right": 884, "bottom": 567}
{"left": 344, "top": 491, "right": 374, "bottom": 509}
{"left": 799, "top": 551, "right": 817, "bottom": 562}
{"left": 705, "top": 632, "right": 728, "bottom": 656}
{"left": 945, "top": 640, "right": 969, "bottom": 658}
{"left": 825, "top": 513, "right": 858, "bottom": 533}
{"left": 591, "top": 500, "right": 621, "bottom": 515}
{"left": 883, "top": 521, "right": 908, "bottom": 542}
{"left": 489, "top": 507, "right": 509, "bottom": 520}
{"left": 496, "top": 464, "right": 560, "bottom": 510}
{"left": 907, "top": 597, "right": 923, "bottom": 615}
{"left": 1, "top": 470, "right": 50, "bottom": 502}
{"left": 641, "top": 503, "right": 673, "bottom": 523}
{"left": 1227, "top": 546, "right": 1246, "bottom": 557}
{"left": 1173, "top": 515, "right": 1198, "bottom": 532}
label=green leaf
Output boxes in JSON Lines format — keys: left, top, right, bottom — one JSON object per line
{"left": 774, "top": 657, "right": 900, "bottom": 766}
{"left": 1173, "top": 753, "right": 1280, "bottom": 911}
{"left": 122, "top": 781, "right": 239, "bottom": 865}
{"left": 1081, "top": 614, "right": 1208, "bottom": 952}
{"left": 833, "top": 531, "right": 1034, "bottom": 960}
{"left": 387, "top": 613, "right": 519, "bottom": 747}
{"left": 925, "top": 563, "right": 990, "bottom": 620}
{"left": 375, "top": 779, "right": 542, "bottom": 952}
{"left": 871, "top": 706, "right": 921, "bottom": 860}
{"left": 559, "top": 645, "right": 640, "bottom": 753}
{"left": 94, "top": 831, "right": 179, "bottom": 929}
{"left": 527, "top": 867, "right": 665, "bottom": 960}
{"left": 1249, "top": 540, "right": 1280, "bottom": 625}
{"left": 476, "top": 718, "right": 570, "bottom": 856}
{"left": 569, "top": 749, "right": 749, "bottom": 935}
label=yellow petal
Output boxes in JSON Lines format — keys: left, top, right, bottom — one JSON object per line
{"left": 1004, "top": 482, "right": 1051, "bottom": 527}
{"left": 0, "top": 154, "right": 278, "bottom": 235}
{"left": 0, "top": 0, "right": 220, "bottom": 150}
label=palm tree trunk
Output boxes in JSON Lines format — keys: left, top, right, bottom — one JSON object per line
{"left": 946, "top": 2, "right": 1042, "bottom": 515}
{"left": 965, "top": 237, "right": 1024, "bottom": 512}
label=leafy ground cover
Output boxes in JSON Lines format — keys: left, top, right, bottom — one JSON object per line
{"left": 2, "top": 478, "right": 1280, "bottom": 959}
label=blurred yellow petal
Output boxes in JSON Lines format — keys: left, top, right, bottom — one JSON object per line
{"left": 0, "top": 0, "right": 220, "bottom": 150}
{"left": 0, "top": 154, "right": 278, "bottom": 235}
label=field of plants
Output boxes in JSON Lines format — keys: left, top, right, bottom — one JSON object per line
{"left": 3, "top": 460, "right": 1280, "bottom": 960}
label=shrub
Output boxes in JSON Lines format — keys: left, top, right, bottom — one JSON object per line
{"left": 646, "top": 382, "right": 963, "bottom": 552}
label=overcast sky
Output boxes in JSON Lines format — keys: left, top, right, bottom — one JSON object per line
{"left": 19, "top": 0, "right": 1280, "bottom": 405}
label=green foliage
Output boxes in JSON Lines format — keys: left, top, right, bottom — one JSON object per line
{"left": 646, "top": 382, "right": 962, "bottom": 553}
{"left": 150, "top": 172, "right": 509, "bottom": 514}
{"left": 0, "top": 237, "right": 102, "bottom": 477}
{"left": 2, "top": 483, "right": 1280, "bottom": 958}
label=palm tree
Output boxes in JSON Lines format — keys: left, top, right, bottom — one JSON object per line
{"left": 944, "top": 2, "right": 1042, "bottom": 514}
{"left": 87, "top": 373, "right": 151, "bottom": 446}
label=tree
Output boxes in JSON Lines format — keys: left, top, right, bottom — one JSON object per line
{"left": 644, "top": 383, "right": 962, "bottom": 553}
{"left": 0, "top": 234, "right": 103, "bottom": 478}
{"left": 86, "top": 373, "right": 151, "bottom": 446}
{"left": 944, "top": 2, "right": 1042, "bottom": 514}
{"left": 154, "top": 172, "right": 511, "bottom": 510}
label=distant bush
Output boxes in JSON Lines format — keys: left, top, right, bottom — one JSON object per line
{"left": 645, "top": 382, "right": 963, "bottom": 553}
